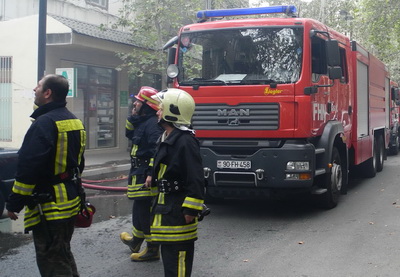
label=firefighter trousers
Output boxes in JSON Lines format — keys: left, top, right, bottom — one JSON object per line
{"left": 32, "top": 218, "right": 79, "bottom": 277}
{"left": 161, "top": 242, "right": 195, "bottom": 277}
{"left": 132, "top": 198, "right": 152, "bottom": 239}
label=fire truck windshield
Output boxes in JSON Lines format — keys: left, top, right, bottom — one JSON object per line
{"left": 177, "top": 27, "right": 303, "bottom": 86}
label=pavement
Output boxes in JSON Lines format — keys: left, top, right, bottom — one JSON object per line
{"left": 82, "top": 149, "right": 131, "bottom": 179}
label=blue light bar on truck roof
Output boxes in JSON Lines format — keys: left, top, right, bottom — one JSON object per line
{"left": 196, "top": 5, "right": 297, "bottom": 21}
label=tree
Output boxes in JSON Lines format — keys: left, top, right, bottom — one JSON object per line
{"left": 113, "top": 0, "right": 246, "bottom": 81}
{"left": 356, "top": 0, "right": 400, "bottom": 81}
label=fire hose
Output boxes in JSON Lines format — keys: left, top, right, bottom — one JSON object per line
{"left": 81, "top": 177, "right": 128, "bottom": 191}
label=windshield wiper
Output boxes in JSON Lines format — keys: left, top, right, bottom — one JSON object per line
{"left": 240, "top": 79, "right": 279, "bottom": 85}
{"left": 180, "top": 79, "right": 227, "bottom": 86}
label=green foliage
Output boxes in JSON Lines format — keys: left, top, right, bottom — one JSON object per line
{"left": 357, "top": 0, "right": 400, "bottom": 80}
{"left": 253, "top": 0, "right": 400, "bottom": 80}
{"left": 114, "top": 0, "right": 400, "bottom": 81}
{"left": 113, "top": 0, "right": 246, "bottom": 77}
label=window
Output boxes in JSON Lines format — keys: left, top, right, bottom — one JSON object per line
{"left": 76, "top": 64, "right": 116, "bottom": 149}
{"left": 339, "top": 47, "right": 348, "bottom": 83}
{"left": 311, "top": 36, "right": 328, "bottom": 82}
{"left": 128, "top": 72, "right": 162, "bottom": 98}
{"left": 86, "top": 0, "right": 108, "bottom": 9}
{"left": 0, "top": 56, "right": 12, "bottom": 141}
{"left": 177, "top": 27, "right": 303, "bottom": 85}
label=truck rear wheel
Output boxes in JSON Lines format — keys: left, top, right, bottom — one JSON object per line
{"left": 317, "top": 147, "right": 342, "bottom": 209}
{"left": 362, "top": 138, "right": 378, "bottom": 178}
{"left": 389, "top": 135, "right": 399, "bottom": 155}
{"left": 0, "top": 192, "right": 5, "bottom": 217}
{"left": 376, "top": 135, "right": 384, "bottom": 172}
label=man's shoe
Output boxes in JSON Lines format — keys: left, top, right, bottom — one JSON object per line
{"left": 130, "top": 244, "right": 160, "bottom": 262}
{"left": 120, "top": 232, "right": 144, "bottom": 253}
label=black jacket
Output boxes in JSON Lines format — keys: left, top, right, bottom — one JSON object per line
{"left": 125, "top": 114, "right": 163, "bottom": 198}
{"left": 7, "top": 102, "right": 86, "bottom": 230}
{"left": 150, "top": 128, "right": 205, "bottom": 244}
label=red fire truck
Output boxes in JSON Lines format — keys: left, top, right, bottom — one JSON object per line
{"left": 163, "top": 5, "right": 391, "bottom": 208}
{"left": 389, "top": 81, "right": 400, "bottom": 155}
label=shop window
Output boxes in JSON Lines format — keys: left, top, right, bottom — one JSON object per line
{"left": 76, "top": 64, "right": 116, "bottom": 149}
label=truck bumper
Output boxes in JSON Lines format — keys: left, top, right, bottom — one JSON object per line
{"left": 201, "top": 140, "right": 315, "bottom": 198}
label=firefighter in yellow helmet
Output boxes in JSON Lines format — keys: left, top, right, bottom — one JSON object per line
{"left": 136, "top": 88, "right": 205, "bottom": 276}
{"left": 120, "top": 86, "right": 163, "bottom": 262}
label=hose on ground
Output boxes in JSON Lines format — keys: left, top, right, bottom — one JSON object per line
{"left": 82, "top": 182, "right": 127, "bottom": 191}
{"left": 81, "top": 176, "right": 128, "bottom": 191}
{"left": 81, "top": 177, "right": 128, "bottom": 183}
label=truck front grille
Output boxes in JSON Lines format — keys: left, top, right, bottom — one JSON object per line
{"left": 193, "top": 103, "right": 279, "bottom": 130}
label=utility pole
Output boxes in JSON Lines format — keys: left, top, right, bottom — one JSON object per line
{"left": 205, "top": 0, "right": 213, "bottom": 9}
{"left": 37, "top": 0, "right": 47, "bottom": 82}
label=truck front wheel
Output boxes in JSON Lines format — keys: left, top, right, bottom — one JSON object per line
{"left": 317, "top": 147, "right": 342, "bottom": 209}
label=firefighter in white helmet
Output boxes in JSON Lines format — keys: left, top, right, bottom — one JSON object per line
{"left": 136, "top": 88, "right": 205, "bottom": 276}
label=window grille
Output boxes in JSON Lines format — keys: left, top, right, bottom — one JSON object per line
{"left": 0, "top": 56, "right": 12, "bottom": 141}
{"left": 86, "top": 0, "right": 108, "bottom": 9}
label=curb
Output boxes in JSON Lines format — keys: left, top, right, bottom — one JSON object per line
{"left": 82, "top": 163, "right": 130, "bottom": 179}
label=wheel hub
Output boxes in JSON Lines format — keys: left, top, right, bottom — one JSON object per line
{"left": 331, "top": 163, "right": 342, "bottom": 191}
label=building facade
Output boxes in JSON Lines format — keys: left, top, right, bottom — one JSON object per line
{"left": 0, "top": 0, "right": 162, "bottom": 154}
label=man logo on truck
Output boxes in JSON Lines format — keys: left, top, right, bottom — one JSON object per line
{"left": 228, "top": 118, "right": 240, "bottom": 126}
{"left": 217, "top": 108, "right": 250, "bottom": 116}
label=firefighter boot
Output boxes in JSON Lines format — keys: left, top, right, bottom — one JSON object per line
{"left": 130, "top": 243, "right": 160, "bottom": 262}
{"left": 120, "top": 232, "right": 144, "bottom": 253}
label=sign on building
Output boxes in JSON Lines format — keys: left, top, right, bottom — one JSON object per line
{"left": 55, "top": 68, "right": 76, "bottom": 97}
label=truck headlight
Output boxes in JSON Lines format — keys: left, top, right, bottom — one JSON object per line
{"left": 286, "top": 161, "right": 309, "bottom": 170}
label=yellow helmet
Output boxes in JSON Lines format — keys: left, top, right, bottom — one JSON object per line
{"left": 152, "top": 88, "right": 195, "bottom": 126}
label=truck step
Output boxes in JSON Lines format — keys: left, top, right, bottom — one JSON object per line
{"left": 315, "top": 168, "right": 326, "bottom": 176}
{"left": 311, "top": 187, "right": 327, "bottom": 195}
{"left": 315, "top": 148, "right": 325, "bottom": 155}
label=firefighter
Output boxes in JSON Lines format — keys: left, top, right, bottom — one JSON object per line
{"left": 120, "top": 86, "right": 164, "bottom": 261}
{"left": 142, "top": 88, "right": 205, "bottom": 276}
{"left": 6, "top": 74, "right": 86, "bottom": 277}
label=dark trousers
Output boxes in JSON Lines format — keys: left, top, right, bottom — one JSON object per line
{"left": 161, "top": 242, "right": 195, "bottom": 277}
{"left": 32, "top": 218, "right": 79, "bottom": 277}
{"left": 132, "top": 198, "right": 152, "bottom": 239}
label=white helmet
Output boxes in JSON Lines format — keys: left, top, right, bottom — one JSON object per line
{"left": 152, "top": 88, "right": 195, "bottom": 126}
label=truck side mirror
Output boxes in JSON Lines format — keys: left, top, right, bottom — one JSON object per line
{"left": 167, "top": 47, "right": 176, "bottom": 66}
{"left": 304, "top": 86, "right": 318, "bottom": 95}
{"left": 326, "top": 40, "right": 340, "bottom": 66}
{"left": 166, "top": 48, "right": 177, "bottom": 84}
{"left": 328, "top": 66, "right": 342, "bottom": 80}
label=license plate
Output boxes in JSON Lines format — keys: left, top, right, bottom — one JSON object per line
{"left": 217, "top": 160, "right": 251, "bottom": 169}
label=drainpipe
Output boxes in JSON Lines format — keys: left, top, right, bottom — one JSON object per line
{"left": 37, "top": 0, "right": 47, "bottom": 81}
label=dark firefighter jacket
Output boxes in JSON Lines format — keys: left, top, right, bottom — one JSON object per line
{"left": 6, "top": 101, "right": 86, "bottom": 231}
{"left": 125, "top": 114, "right": 163, "bottom": 198}
{"left": 150, "top": 128, "right": 205, "bottom": 244}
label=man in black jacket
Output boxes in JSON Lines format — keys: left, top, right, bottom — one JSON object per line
{"left": 7, "top": 74, "right": 86, "bottom": 277}
{"left": 120, "top": 86, "right": 163, "bottom": 261}
{"left": 145, "top": 88, "right": 205, "bottom": 276}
